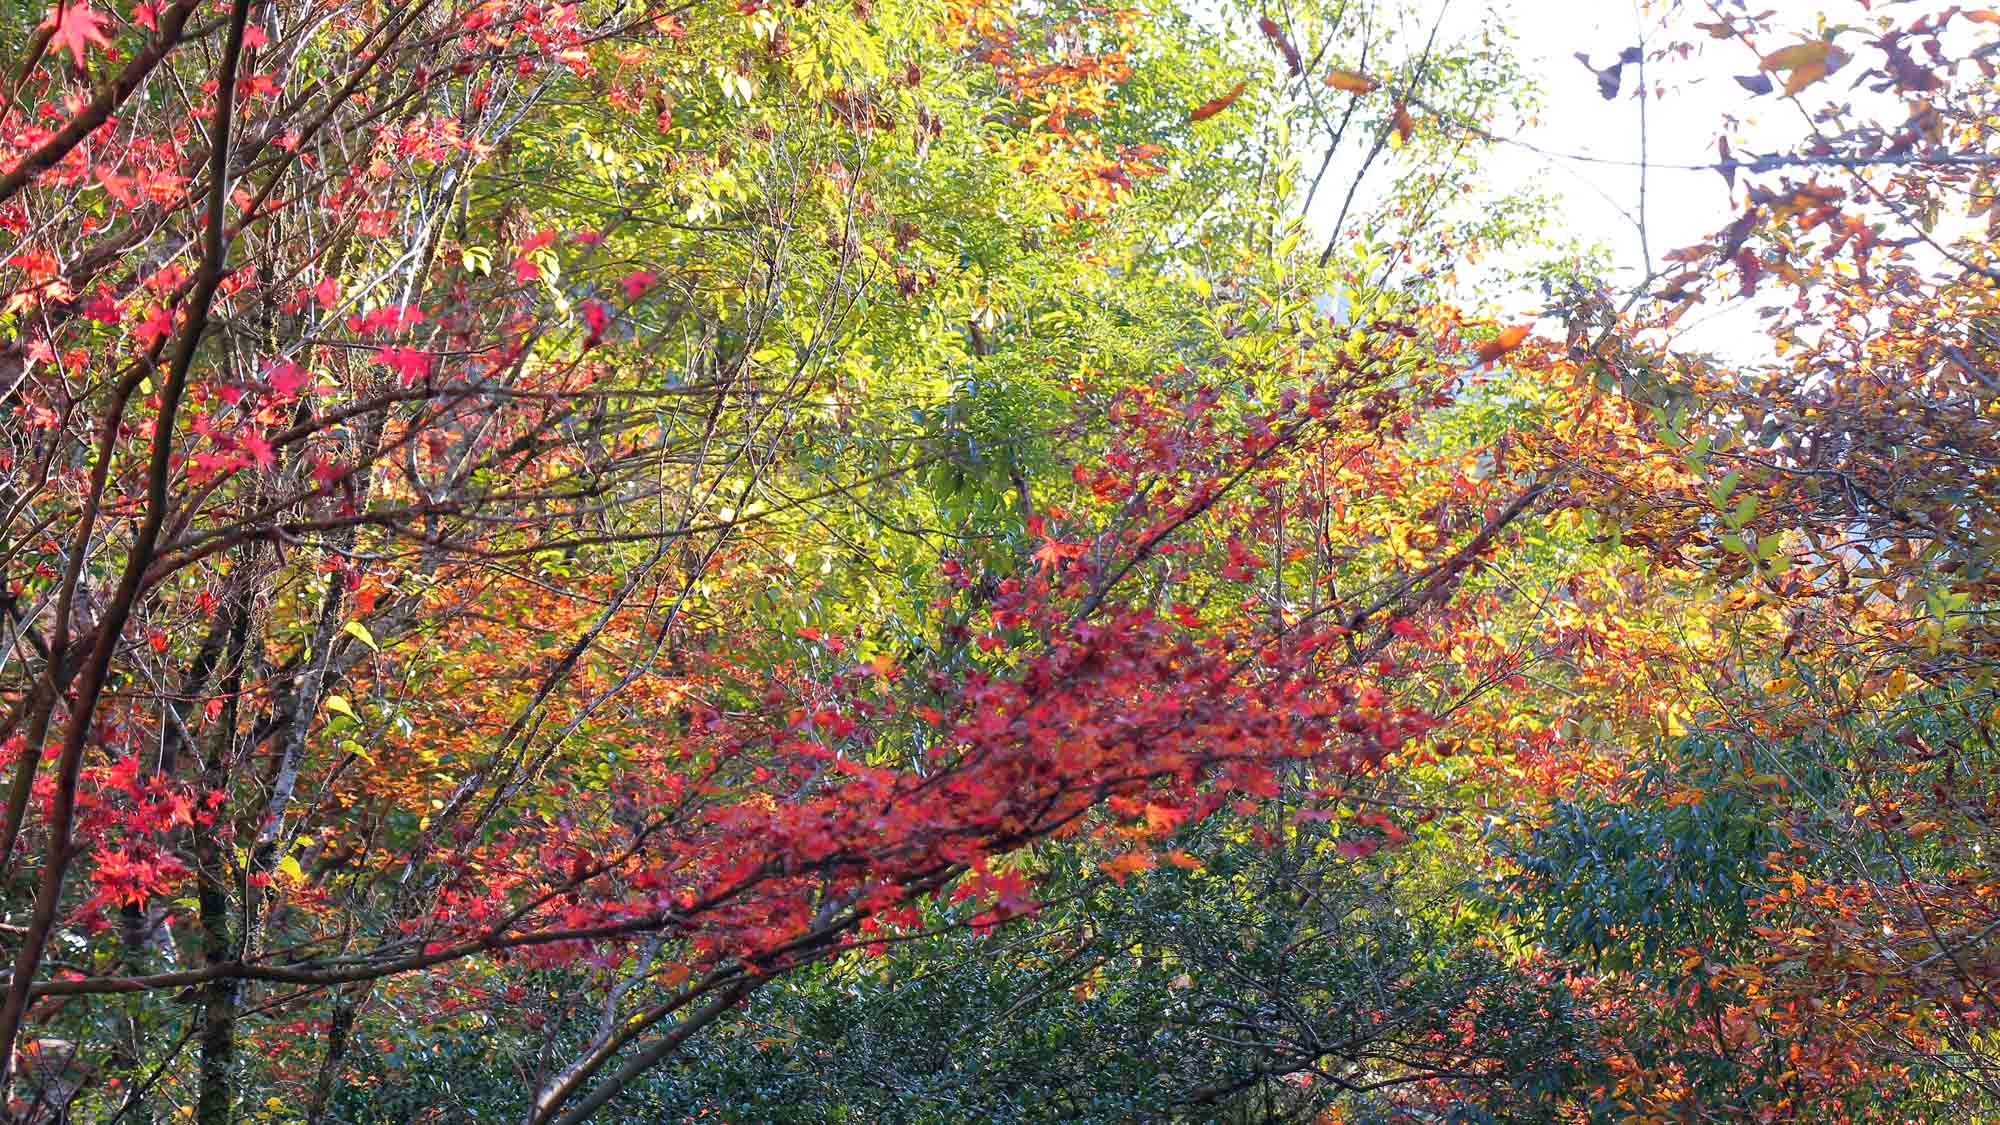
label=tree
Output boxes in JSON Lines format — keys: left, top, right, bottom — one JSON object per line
{"left": 5, "top": 0, "right": 1995, "bottom": 1120}
{"left": 1507, "top": 1, "right": 2000, "bottom": 1116}
{"left": 0, "top": 0, "right": 1572, "bottom": 1119}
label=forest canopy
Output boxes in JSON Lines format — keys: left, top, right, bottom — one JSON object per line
{"left": 1, "top": 0, "right": 1997, "bottom": 1121}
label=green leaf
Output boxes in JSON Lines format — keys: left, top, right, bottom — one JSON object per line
{"left": 1709, "top": 471, "right": 1740, "bottom": 507}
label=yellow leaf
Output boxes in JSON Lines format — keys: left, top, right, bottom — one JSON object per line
{"left": 1760, "top": 41, "right": 1830, "bottom": 71}
{"left": 343, "top": 620, "right": 378, "bottom": 651}
{"left": 324, "top": 695, "right": 357, "bottom": 721}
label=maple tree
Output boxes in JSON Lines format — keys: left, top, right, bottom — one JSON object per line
{"left": 0, "top": 0, "right": 1996, "bottom": 1121}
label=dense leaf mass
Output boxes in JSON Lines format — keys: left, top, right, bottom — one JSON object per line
{"left": 0, "top": 0, "right": 1996, "bottom": 1121}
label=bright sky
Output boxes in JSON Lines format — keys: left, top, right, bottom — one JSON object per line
{"left": 1482, "top": 0, "right": 1744, "bottom": 283}
{"left": 1273, "top": 0, "right": 1766, "bottom": 350}
{"left": 1457, "top": 0, "right": 1980, "bottom": 359}
{"left": 1419, "top": 0, "right": 1836, "bottom": 361}
{"left": 1250, "top": 0, "right": 1969, "bottom": 361}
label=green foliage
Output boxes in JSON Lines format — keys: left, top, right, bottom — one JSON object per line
{"left": 626, "top": 835, "right": 1600, "bottom": 1123}
{"left": 1497, "top": 738, "right": 1777, "bottom": 975}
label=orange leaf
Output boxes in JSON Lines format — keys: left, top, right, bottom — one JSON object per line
{"left": 1324, "top": 69, "right": 1378, "bottom": 94}
{"left": 1392, "top": 103, "right": 1414, "bottom": 144}
{"left": 1257, "top": 17, "right": 1302, "bottom": 75}
{"left": 1143, "top": 802, "right": 1188, "bottom": 834}
{"left": 1968, "top": 9, "right": 2000, "bottom": 23}
{"left": 1100, "top": 849, "right": 1156, "bottom": 884}
{"left": 1475, "top": 323, "right": 1532, "bottom": 365}
{"left": 1781, "top": 61, "right": 1828, "bottom": 95}
{"left": 1189, "top": 81, "right": 1248, "bottom": 122}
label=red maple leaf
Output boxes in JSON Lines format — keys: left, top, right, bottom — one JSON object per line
{"left": 1031, "top": 536, "right": 1085, "bottom": 572}
{"left": 241, "top": 430, "right": 275, "bottom": 468}
{"left": 581, "top": 300, "right": 610, "bottom": 345}
{"left": 264, "top": 360, "right": 309, "bottom": 397}
{"left": 621, "top": 270, "right": 657, "bottom": 300}
{"left": 132, "top": 306, "right": 174, "bottom": 347}
{"left": 374, "top": 346, "right": 432, "bottom": 385}
{"left": 43, "top": 2, "right": 112, "bottom": 68}
{"left": 81, "top": 289, "right": 122, "bottom": 324}
{"left": 311, "top": 457, "right": 350, "bottom": 487}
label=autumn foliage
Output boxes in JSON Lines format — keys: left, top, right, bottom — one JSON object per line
{"left": 0, "top": 0, "right": 1996, "bottom": 1121}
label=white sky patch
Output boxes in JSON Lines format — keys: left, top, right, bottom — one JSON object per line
{"left": 1482, "top": 0, "right": 1742, "bottom": 279}
{"left": 1450, "top": 1, "right": 1982, "bottom": 362}
{"left": 1454, "top": 0, "right": 1776, "bottom": 357}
